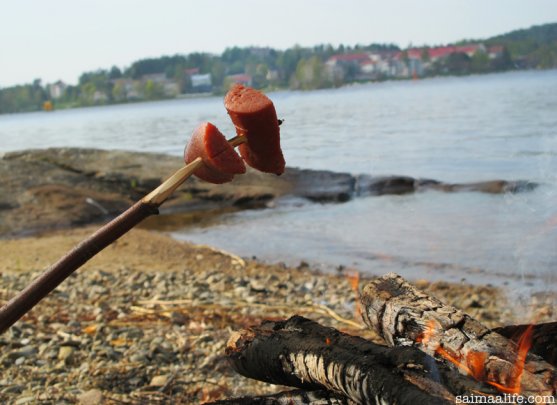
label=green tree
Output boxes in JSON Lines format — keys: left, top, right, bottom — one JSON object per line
{"left": 143, "top": 80, "right": 164, "bottom": 100}
{"left": 471, "top": 51, "right": 490, "bottom": 72}
{"left": 211, "top": 60, "right": 226, "bottom": 89}
{"left": 445, "top": 52, "right": 471, "bottom": 74}
{"left": 490, "top": 47, "right": 513, "bottom": 70}
{"left": 112, "top": 81, "right": 126, "bottom": 102}
{"left": 253, "top": 63, "right": 269, "bottom": 88}
{"left": 533, "top": 44, "right": 557, "bottom": 68}
{"left": 80, "top": 82, "right": 97, "bottom": 105}
{"left": 109, "top": 66, "right": 122, "bottom": 79}
{"left": 293, "top": 56, "right": 327, "bottom": 90}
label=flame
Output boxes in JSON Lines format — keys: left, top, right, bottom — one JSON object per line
{"left": 346, "top": 271, "right": 361, "bottom": 319}
{"left": 416, "top": 320, "right": 534, "bottom": 394}
{"left": 416, "top": 319, "right": 437, "bottom": 345}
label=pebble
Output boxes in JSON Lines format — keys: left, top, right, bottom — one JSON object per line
{"left": 149, "top": 374, "right": 169, "bottom": 387}
{"left": 14, "top": 396, "right": 35, "bottom": 405}
{"left": 0, "top": 257, "right": 540, "bottom": 403}
{"left": 78, "top": 389, "right": 103, "bottom": 405}
{"left": 1, "top": 385, "right": 24, "bottom": 394}
{"left": 58, "top": 346, "right": 75, "bottom": 363}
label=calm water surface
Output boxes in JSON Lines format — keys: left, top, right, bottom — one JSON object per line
{"left": 1, "top": 70, "right": 556, "bottom": 298}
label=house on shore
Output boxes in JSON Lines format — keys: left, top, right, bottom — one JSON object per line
{"left": 48, "top": 81, "right": 67, "bottom": 99}
{"left": 225, "top": 73, "right": 253, "bottom": 88}
{"left": 190, "top": 73, "right": 212, "bottom": 92}
{"left": 326, "top": 43, "right": 504, "bottom": 81}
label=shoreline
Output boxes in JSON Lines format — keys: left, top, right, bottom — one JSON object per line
{"left": 0, "top": 147, "right": 538, "bottom": 239}
{"left": 1, "top": 226, "right": 555, "bottom": 403}
{"left": 2, "top": 69, "right": 554, "bottom": 117}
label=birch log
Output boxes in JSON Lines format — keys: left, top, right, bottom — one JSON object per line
{"left": 360, "top": 273, "right": 556, "bottom": 397}
{"left": 225, "top": 315, "right": 502, "bottom": 405}
{"left": 205, "top": 389, "right": 354, "bottom": 404}
{"left": 494, "top": 322, "right": 557, "bottom": 367}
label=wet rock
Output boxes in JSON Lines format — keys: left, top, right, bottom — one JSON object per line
{"left": 357, "top": 175, "right": 417, "bottom": 196}
{"left": 0, "top": 148, "right": 539, "bottom": 236}
{"left": 285, "top": 168, "right": 355, "bottom": 202}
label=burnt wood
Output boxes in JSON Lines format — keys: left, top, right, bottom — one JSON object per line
{"left": 225, "top": 315, "right": 505, "bottom": 405}
{"left": 205, "top": 389, "right": 354, "bottom": 404}
{"left": 361, "top": 273, "right": 557, "bottom": 397}
{"left": 494, "top": 322, "right": 557, "bottom": 367}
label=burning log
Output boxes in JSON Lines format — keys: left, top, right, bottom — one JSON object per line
{"left": 225, "top": 315, "right": 501, "bottom": 405}
{"left": 494, "top": 322, "right": 557, "bottom": 367}
{"left": 206, "top": 389, "right": 353, "bottom": 404}
{"left": 360, "top": 273, "right": 557, "bottom": 397}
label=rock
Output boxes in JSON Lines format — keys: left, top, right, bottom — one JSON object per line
{"left": 149, "top": 374, "right": 169, "bottom": 387}
{"left": 249, "top": 280, "right": 267, "bottom": 293}
{"left": 8, "top": 346, "right": 37, "bottom": 360}
{"left": 57, "top": 346, "right": 75, "bottom": 363}
{"left": 1, "top": 385, "right": 24, "bottom": 394}
{"left": 0, "top": 148, "right": 538, "bottom": 236}
{"left": 129, "top": 351, "right": 149, "bottom": 363}
{"left": 170, "top": 311, "right": 188, "bottom": 325}
{"left": 357, "top": 175, "right": 417, "bottom": 196}
{"left": 78, "top": 389, "right": 103, "bottom": 405}
{"left": 286, "top": 168, "right": 355, "bottom": 202}
{"left": 414, "top": 279, "right": 430, "bottom": 289}
{"left": 14, "top": 396, "right": 35, "bottom": 405}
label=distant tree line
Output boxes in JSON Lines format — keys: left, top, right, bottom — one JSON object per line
{"left": 485, "top": 23, "right": 557, "bottom": 68}
{"left": 1, "top": 22, "right": 556, "bottom": 114}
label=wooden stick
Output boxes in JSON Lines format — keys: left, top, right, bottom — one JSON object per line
{"left": 143, "top": 157, "right": 203, "bottom": 205}
{"left": 0, "top": 136, "right": 246, "bottom": 334}
{"left": 360, "top": 273, "right": 556, "bottom": 397}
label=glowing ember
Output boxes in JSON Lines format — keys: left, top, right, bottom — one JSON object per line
{"left": 416, "top": 320, "right": 535, "bottom": 394}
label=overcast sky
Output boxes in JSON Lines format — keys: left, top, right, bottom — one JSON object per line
{"left": 2, "top": 0, "right": 557, "bottom": 87}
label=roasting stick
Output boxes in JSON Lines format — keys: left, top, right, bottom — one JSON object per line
{"left": 0, "top": 135, "right": 247, "bottom": 334}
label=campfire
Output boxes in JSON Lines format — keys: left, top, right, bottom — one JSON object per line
{"left": 206, "top": 273, "right": 556, "bottom": 404}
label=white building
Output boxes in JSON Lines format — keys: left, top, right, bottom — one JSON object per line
{"left": 190, "top": 73, "right": 212, "bottom": 89}
{"left": 49, "top": 81, "right": 66, "bottom": 99}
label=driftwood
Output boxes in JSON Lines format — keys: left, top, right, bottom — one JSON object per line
{"left": 224, "top": 315, "right": 506, "bottom": 405}
{"left": 206, "top": 389, "right": 354, "bottom": 404}
{"left": 360, "top": 273, "right": 557, "bottom": 397}
{"left": 494, "top": 322, "right": 557, "bottom": 367}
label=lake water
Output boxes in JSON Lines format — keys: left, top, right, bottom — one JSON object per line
{"left": 1, "top": 70, "right": 556, "bottom": 298}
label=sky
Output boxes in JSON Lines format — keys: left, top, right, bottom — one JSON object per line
{"left": 1, "top": 0, "right": 557, "bottom": 87}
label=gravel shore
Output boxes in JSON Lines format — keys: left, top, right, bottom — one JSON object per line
{"left": 1, "top": 227, "right": 554, "bottom": 404}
